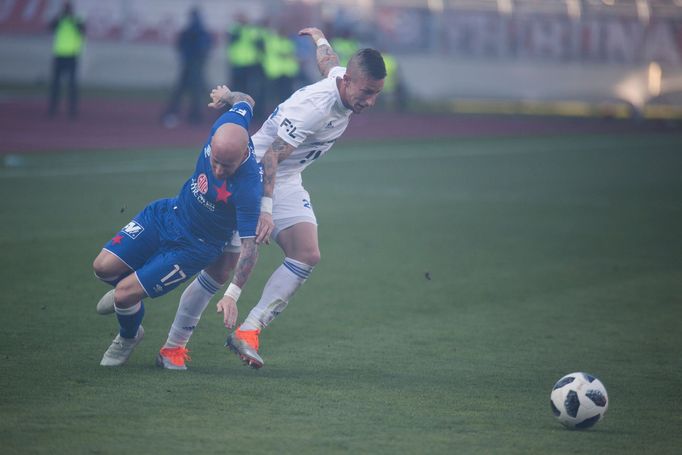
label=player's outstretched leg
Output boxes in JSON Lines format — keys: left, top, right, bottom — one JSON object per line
{"left": 156, "top": 270, "right": 226, "bottom": 370}
{"left": 101, "top": 291, "right": 146, "bottom": 367}
{"left": 226, "top": 257, "right": 313, "bottom": 369}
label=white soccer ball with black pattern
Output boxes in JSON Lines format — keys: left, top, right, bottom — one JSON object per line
{"left": 550, "top": 372, "right": 608, "bottom": 429}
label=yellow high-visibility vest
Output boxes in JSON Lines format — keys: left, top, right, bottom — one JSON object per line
{"left": 262, "top": 33, "right": 299, "bottom": 79}
{"left": 228, "top": 25, "right": 262, "bottom": 67}
{"left": 53, "top": 17, "right": 84, "bottom": 57}
{"left": 382, "top": 53, "right": 398, "bottom": 93}
{"left": 330, "top": 37, "right": 359, "bottom": 67}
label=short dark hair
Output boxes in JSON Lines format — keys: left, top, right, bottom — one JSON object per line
{"left": 349, "top": 48, "right": 387, "bottom": 80}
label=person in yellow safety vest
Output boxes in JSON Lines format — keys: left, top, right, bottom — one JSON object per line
{"left": 227, "top": 14, "right": 266, "bottom": 121}
{"left": 330, "top": 35, "right": 358, "bottom": 67}
{"left": 47, "top": 1, "right": 85, "bottom": 118}
{"left": 261, "top": 28, "right": 300, "bottom": 114}
{"left": 378, "top": 52, "right": 408, "bottom": 111}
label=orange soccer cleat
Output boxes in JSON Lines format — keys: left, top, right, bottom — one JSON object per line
{"left": 226, "top": 327, "right": 263, "bottom": 369}
{"left": 156, "top": 346, "right": 191, "bottom": 371}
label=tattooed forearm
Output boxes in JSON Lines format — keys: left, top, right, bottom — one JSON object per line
{"left": 317, "top": 44, "right": 340, "bottom": 77}
{"left": 261, "top": 138, "right": 296, "bottom": 197}
{"left": 222, "top": 91, "right": 255, "bottom": 108}
{"left": 261, "top": 150, "right": 277, "bottom": 198}
{"left": 231, "top": 238, "right": 259, "bottom": 289}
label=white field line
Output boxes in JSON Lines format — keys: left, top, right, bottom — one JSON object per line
{"left": 0, "top": 145, "right": 550, "bottom": 179}
{"left": 0, "top": 136, "right": 655, "bottom": 179}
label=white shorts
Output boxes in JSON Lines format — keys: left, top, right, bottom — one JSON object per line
{"left": 272, "top": 180, "right": 317, "bottom": 239}
{"left": 224, "top": 230, "right": 243, "bottom": 253}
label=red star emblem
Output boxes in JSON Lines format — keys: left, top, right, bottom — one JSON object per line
{"left": 112, "top": 234, "right": 123, "bottom": 245}
{"left": 214, "top": 181, "right": 232, "bottom": 204}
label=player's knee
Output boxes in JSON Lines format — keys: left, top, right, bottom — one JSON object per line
{"left": 204, "top": 266, "right": 231, "bottom": 285}
{"left": 92, "top": 256, "right": 112, "bottom": 281}
{"left": 114, "top": 280, "right": 145, "bottom": 308}
{"left": 204, "top": 253, "right": 238, "bottom": 285}
{"left": 301, "top": 248, "right": 321, "bottom": 267}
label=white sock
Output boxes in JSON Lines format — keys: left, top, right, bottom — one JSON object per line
{"left": 164, "top": 270, "right": 221, "bottom": 348}
{"left": 241, "top": 257, "right": 313, "bottom": 331}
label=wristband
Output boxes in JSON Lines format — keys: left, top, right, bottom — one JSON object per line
{"left": 261, "top": 196, "right": 273, "bottom": 214}
{"left": 224, "top": 283, "right": 242, "bottom": 301}
{"left": 316, "top": 38, "right": 330, "bottom": 47}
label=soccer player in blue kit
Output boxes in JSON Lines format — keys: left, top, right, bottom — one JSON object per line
{"left": 92, "top": 86, "right": 262, "bottom": 368}
{"left": 166, "top": 27, "right": 386, "bottom": 369}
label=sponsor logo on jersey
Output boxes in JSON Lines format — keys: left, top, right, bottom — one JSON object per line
{"left": 325, "top": 121, "right": 334, "bottom": 129}
{"left": 281, "top": 118, "right": 298, "bottom": 139}
{"left": 197, "top": 173, "right": 208, "bottom": 194}
{"left": 203, "top": 144, "right": 211, "bottom": 157}
{"left": 230, "top": 107, "right": 248, "bottom": 117}
{"left": 122, "top": 221, "right": 144, "bottom": 239}
{"left": 190, "top": 177, "right": 216, "bottom": 212}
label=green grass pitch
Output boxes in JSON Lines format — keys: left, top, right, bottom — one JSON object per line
{"left": 1, "top": 133, "right": 681, "bottom": 454}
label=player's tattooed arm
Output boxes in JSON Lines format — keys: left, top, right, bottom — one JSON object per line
{"left": 299, "top": 27, "right": 340, "bottom": 78}
{"left": 230, "top": 238, "right": 259, "bottom": 289}
{"left": 260, "top": 137, "right": 296, "bottom": 197}
{"left": 316, "top": 45, "right": 340, "bottom": 78}
{"left": 255, "top": 138, "right": 295, "bottom": 245}
{"left": 215, "top": 239, "right": 258, "bottom": 328}
{"left": 208, "top": 85, "right": 255, "bottom": 110}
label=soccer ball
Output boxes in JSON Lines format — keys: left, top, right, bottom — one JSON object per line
{"left": 550, "top": 372, "right": 608, "bottom": 429}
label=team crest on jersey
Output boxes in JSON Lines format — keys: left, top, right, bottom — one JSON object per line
{"left": 122, "top": 221, "right": 144, "bottom": 239}
{"left": 197, "top": 173, "right": 209, "bottom": 194}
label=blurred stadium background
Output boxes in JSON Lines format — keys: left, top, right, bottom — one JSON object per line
{"left": 1, "top": 0, "right": 682, "bottom": 120}
{"left": 2, "top": 2, "right": 682, "bottom": 454}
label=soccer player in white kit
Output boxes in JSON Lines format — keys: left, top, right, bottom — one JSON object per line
{"left": 165, "top": 27, "right": 386, "bottom": 369}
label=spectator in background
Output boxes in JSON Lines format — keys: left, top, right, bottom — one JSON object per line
{"left": 261, "top": 26, "right": 300, "bottom": 115}
{"left": 47, "top": 1, "right": 85, "bottom": 119}
{"left": 227, "top": 13, "right": 266, "bottom": 123}
{"left": 293, "top": 31, "right": 316, "bottom": 88}
{"left": 162, "top": 7, "right": 213, "bottom": 128}
{"left": 379, "top": 52, "right": 408, "bottom": 111}
{"left": 330, "top": 28, "right": 358, "bottom": 67}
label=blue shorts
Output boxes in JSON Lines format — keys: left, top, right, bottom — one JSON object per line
{"left": 103, "top": 198, "right": 227, "bottom": 298}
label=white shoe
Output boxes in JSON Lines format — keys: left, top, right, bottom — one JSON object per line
{"left": 100, "top": 326, "right": 144, "bottom": 366}
{"left": 96, "top": 289, "right": 116, "bottom": 315}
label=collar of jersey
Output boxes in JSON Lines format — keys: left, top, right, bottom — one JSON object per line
{"left": 333, "top": 75, "right": 352, "bottom": 115}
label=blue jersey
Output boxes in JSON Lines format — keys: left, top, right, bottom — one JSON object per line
{"left": 175, "top": 102, "right": 262, "bottom": 243}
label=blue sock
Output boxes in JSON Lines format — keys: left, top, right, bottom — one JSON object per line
{"left": 115, "top": 301, "right": 145, "bottom": 339}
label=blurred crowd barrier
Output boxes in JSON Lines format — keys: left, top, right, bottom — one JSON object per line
{"left": 1, "top": 0, "right": 682, "bottom": 118}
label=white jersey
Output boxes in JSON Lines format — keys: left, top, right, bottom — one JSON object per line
{"left": 251, "top": 66, "right": 352, "bottom": 184}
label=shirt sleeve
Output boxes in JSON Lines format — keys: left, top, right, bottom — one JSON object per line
{"left": 210, "top": 101, "right": 253, "bottom": 135}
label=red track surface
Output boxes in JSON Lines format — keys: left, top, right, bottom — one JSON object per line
{"left": 0, "top": 98, "right": 676, "bottom": 154}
